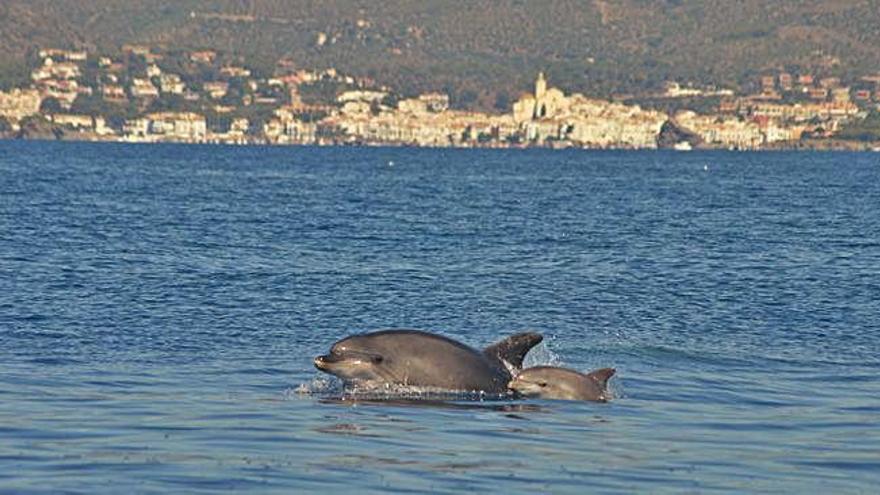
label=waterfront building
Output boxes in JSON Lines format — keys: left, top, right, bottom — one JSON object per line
{"left": 263, "top": 107, "right": 317, "bottom": 144}
{"left": 0, "top": 89, "right": 43, "bottom": 127}
{"left": 145, "top": 112, "right": 207, "bottom": 142}
{"left": 50, "top": 114, "right": 94, "bottom": 129}
{"left": 675, "top": 111, "right": 764, "bottom": 149}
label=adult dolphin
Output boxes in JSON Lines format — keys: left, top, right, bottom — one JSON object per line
{"left": 314, "top": 329, "right": 543, "bottom": 394}
{"left": 508, "top": 366, "right": 615, "bottom": 402}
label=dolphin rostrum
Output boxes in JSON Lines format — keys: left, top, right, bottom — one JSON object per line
{"left": 314, "top": 329, "right": 543, "bottom": 394}
{"left": 508, "top": 366, "right": 615, "bottom": 401}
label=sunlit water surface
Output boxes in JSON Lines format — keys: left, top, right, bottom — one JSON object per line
{"left": 1, "top": 142, "right": 878, "bottom": 493}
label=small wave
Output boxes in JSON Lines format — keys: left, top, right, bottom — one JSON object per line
{"left": 293, "top": 375, "right": 515, "bottom": 402}
{"left": 27, "top": 356, "right": 83, "bottom": 366}
{"left": 340, "top": 387, "right": 512, "bottom": 402}
{"left": 619, "top": 344, "right": 755, "bottom": 369}
{"left": 317, "top": 397, "right": 548, "bottom": 414}
{"left": 285, "top": 375, "right": 340, "bottom": 398}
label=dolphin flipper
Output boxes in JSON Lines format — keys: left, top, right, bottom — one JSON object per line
{"left": 483, "top": 332, "right": 543, "bottom": 370}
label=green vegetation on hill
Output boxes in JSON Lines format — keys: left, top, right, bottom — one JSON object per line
{"left": 2, "top": 1, "right": 880, "bottom": 109}
{"left": 0, "top": 58, "right": 29, "bottom": 90}
{"left": 837, "top": 111, "right": 880, "bottom": 142}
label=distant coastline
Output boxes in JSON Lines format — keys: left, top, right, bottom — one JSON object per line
{"left": 2, "top": 45, "right": 880, "bottom": 152}
{"left": 4, "top": 134, "right": 879, "bottom": 153}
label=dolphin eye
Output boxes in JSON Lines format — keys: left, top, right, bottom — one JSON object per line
{"left": 539, "top": 382, "right": 548, "bottom": 388}
{"left": 371, "top": 356, "right": 384, "bottom": 364}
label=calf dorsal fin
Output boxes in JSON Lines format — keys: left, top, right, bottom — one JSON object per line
{"left": 483, "top": 332, "right": 543, "bottom": 370}
{"left": 586, "top": 368, "right": 616, "bottom": 389}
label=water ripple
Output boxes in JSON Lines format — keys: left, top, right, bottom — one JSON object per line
{"left": 1, "top": 143, "right": 878, "bottom": 493}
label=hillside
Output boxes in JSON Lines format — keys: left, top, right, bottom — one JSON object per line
{"left": 3, "top": 1, "right": 880, "bottom": 107}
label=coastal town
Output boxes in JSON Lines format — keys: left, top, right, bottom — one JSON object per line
{"left": 2, "top": 45, "right": 880, "bottom": 150}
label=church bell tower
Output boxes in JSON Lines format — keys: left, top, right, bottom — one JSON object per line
{"left": 533, "top": 72, "right": 549, "bottom": 118}
{"left": 535, "top": 71, "right": 547, "bottom": 101}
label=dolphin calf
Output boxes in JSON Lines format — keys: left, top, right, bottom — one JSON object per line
{"left": 508, "top": 366, "right": 615, "bottom": 402}
{"left": 314, "top": 329, "right": 543, "bottom": 394}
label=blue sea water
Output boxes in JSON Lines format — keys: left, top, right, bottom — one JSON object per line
{"left": 1, "top": 141, "right": 879, "bottom": 493}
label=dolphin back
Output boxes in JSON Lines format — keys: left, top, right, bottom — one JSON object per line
{"left": 483, "top": 332, "right": 543, "bottom": 370}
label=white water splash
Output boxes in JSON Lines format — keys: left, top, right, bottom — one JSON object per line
{"left": 285, "top": 375, "right": 339, "bottom": 398}
{"left": 341, "top": 383, "right": 510, "bottom": 402}
{"left": 522, "top": 341, "right": 563, "bottom": 368}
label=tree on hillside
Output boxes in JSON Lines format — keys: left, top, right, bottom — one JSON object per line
{"left": 0, "top": 59, "right": 30, "bottom": 90}
{"left": 71, "top": 94, "right": 138, "bottom": 120}
{"left": 494, "top": 90, "right": 511, "bottom": 112}
{"left": 39, "top": 97, "right": 63, "bottom": 114}
{"left": 837, "top": 110, "right": 880, "bottom": 142}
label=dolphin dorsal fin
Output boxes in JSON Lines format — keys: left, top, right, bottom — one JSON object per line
{"left": 586, "top": 368, "right": 616, "bottom": 389}
{"left": 483, "top": 332, "right": 543, "bottom": 370}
